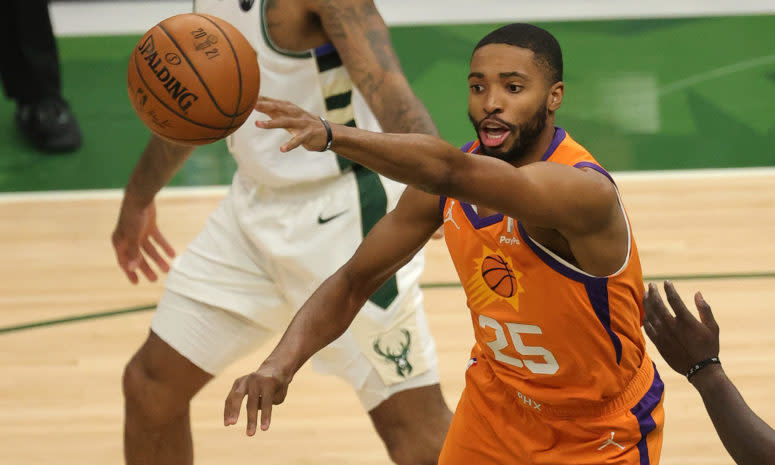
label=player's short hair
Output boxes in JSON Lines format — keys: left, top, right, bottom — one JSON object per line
{"left": 474, "top": 23, "right": 563, "bottom": 84}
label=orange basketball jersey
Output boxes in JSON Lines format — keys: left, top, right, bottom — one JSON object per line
{"left": 440, "top": 127, "right": 654, "bottom": 412}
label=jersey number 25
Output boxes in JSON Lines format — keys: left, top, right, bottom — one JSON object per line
{"left": 479, "top": 315, "right": 559, "bottom": 375}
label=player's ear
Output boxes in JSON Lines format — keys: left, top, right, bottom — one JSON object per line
{"left": 547, "top": 81, "right": 564, "bottom": 112}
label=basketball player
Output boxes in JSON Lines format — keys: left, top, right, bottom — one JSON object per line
{"left": 112, "top": 0, "right": 451, "bottom": 464}
{"left": 224, "top": 23, "right": 665, "bottom": 464}
{"left": 644, "top": 281, "right": 775, "bottom": 465}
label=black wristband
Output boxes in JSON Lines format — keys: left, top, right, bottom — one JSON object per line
{"left": 686, "top": 357, "right": 721, "bottom": 380}
{"left": 319, "top": 115, "right": 333, "bottom": 152}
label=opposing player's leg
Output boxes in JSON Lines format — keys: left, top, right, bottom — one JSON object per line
{"left": 369, "top": 383, "right": 453, "bottom": 465}
{"left": 122, "top": 329, "right": 211, "bottom": 465}
{"left": 122, "top": 291, "right": 277, "bottom": 465}
{"left": 274, "top": 171, "right": 452, "bottom": 464}
{"left": 123, "top": 189, "right": 289, "bottom": 465}
{"left": 308, "top": 280, "right": 452, "bottom": 465}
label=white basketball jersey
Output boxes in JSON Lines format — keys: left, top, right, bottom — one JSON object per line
{"left": 193, "top": 0, "right": 383, "bottom": 187}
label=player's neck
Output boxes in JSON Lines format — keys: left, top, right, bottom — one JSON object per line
{"left": 512, "top": 119, "right": 557, "bottom": 168}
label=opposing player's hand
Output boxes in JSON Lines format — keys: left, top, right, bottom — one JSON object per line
{"left": 224, "top": 362, "right": 292, "bottom": 435}
{"left": 642, "top": 281, "right": 720, "bottom": 377}
{"left": 111, "top": 200, "right": 175, "bottom": 284}
{"left": 254, "top": 96, "right": 329, "bottom": 152}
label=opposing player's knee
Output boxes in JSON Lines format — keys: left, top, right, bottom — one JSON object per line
{"left": 371, "top": 384, "right": 451, "bottom": 465}
{"left": 385, "top": 439, "right": 441, "bottom": 465}
{"left": 374, "top": 398, "right": 450, "bottom": 464}
{"left": 122, "top": 356, "right": 190, "bottom": 425}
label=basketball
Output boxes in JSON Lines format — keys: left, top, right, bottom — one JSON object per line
{"left": 127, "top": 13, "right": 260, "bottom": 145}
{"left": 481, "top": 254, "right": 517, "bottom": 297}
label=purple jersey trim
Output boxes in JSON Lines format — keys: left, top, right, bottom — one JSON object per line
{"left": 584, "top": 279, "right": 624, "bottom": 364}
{"left": 540, "top": 127, "right": 567, "bottom": 161}
{"left": 452, "top": 141, "right": 502, "bottom": 228}
{"left": 314, "top": 43, "right": 335, "bottom": 55}
{"left": 575, "top": 161, "right": 616, "bottom": 185}
{"left": 461, "top": 202, "right": 503, "bottom": 229}
{"left": 439, "top": 196, "right": 447, "bottom": 215}
{"left": 516, "top": 221, "right": 623, "bottom": 363}
{"left": 516, "top": 221, "right": 597, "bottom": 283}
{"left": 630, "top": 365, "right": 664, "bottom": 465}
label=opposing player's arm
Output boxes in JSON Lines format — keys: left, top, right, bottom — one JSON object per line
{"left": 224, "top": 187, "right": 441, "bottom": 434}
{"left": 644, "top": 282, "right": 775, "bottom": 465}
{"left": 122, "top": 135, "right": 195, "bottom": 207}
{"left": 112, "top": 135, "right": 193, "bottom": 283}
{"left": 308, "top": 0, "right": 438, "bottom": 136}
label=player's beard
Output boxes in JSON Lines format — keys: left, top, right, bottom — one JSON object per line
{"left": 469, "top": 102, "right": 548, "bottom": 163}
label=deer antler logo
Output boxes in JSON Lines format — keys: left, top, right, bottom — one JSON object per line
{"left": 373, "top": 329, "right": 413, "bottom": 377}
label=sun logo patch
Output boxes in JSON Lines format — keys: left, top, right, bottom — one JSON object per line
{"left": 466, "top": 246, "right": 525, "bottom": 309}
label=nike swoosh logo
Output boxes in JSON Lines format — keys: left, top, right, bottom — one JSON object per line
{"left": 318, "top": 210, "right": 348, "bottom": 224}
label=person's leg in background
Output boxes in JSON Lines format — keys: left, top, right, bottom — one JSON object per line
{"left": 0, "top": 0, "right": 82, "bottom": 153}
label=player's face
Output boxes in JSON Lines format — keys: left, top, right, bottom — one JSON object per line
{"left": 468, "top": 44, "right": 551, "bottom": 163}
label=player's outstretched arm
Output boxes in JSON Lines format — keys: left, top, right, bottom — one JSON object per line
{"left": 223, "top": 187, "right": 441, "bottom": 436}
{"left": 112, "top": 135, "right": 193, "bottom": 283}
{"left": 256, "top": 96, "right": 619, "bottom": 242}
{"left": 643, "top": 281, "right": 775, "bottom": 465}
{"left": 308, "top": 0, "right": 438, "bottom": 137}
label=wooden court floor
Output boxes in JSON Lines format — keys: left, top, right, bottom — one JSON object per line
{"left": 1, "top": 169, "right": 774, "bottom": 465}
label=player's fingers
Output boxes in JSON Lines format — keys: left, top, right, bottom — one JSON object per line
{"left": 112, "top": 241, "right": 139, "bottom": 283}
{"left": 664, "top": 281, "right": 693, "bottom": 322}
{"left": 257, "top": 116, "right": 306, "bottom": 131}
{"left": 224, "top": 377, "right": 248, "bottom": 426}
{"left": 121, "top": 267, "right": 140, "bottom": 284}
{"left": 150, "top": 226, "right": 175, "bottom": 258}
{"left": 255, "top": 97, "right": 297, "bottom": 117}
{"left": 281, "top": 132, "right": 312, "bottom": 153}
{"left": 136, "top": 256, "right": 158, "bottom": 282}
{"left": 254, "top": 96, "right": 280, "bottom": 113}
{"left": 245, "top": 380, "right": 261, "bottom": 436}
{"left": 695, "top": 292, "right": 719, "bottom": 334}
{"left": 123, "top": 241, "right": 143, "bottom": 272}
{"left": 259, "top": 386, "right": 274, "bottom": 432}
{"left": 643, "top": 282, "right": 671, "bottom": 324}
{"left": 142, "top": 239, "right": 169, "bottom": 273}
{"left": 642, "top": 317, "right": 658, "bottom": 341}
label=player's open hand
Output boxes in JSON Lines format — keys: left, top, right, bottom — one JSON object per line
{"left": 254, "top": 96, "right": 329, "bottom": 152}
{"left": 642, "top": 281, "right": 720, "bottom": 376}
{"left": 224, "top": 361, "right": 292, "bottom": 436}
{"left": 111, "top": 200, "right": 175, "bottom": 284}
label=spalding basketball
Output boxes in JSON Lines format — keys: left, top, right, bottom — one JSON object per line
{"left": 481, "top": 254, "right": 517, "bottom": 298}
{"left": 127, "top": 13, "right": 260, "bottom": 145}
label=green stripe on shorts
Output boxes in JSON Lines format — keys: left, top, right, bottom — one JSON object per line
{"left": 354, "top": 167, "right": 399, "bottom": 309}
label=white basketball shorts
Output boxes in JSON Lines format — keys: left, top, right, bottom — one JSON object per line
{"left": 152, "top": 168, "right": 439, "bottom": 411}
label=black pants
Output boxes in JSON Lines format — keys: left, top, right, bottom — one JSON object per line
{"left": 0, "top": 0, "right": 61, "bottom": 104}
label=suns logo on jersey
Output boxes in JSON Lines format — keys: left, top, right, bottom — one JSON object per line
{"left": 466, "top": 245, "right": 525, "bottom": 310}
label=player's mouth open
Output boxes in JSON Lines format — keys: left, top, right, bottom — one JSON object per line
{"left": 479, "top": 123, "right": 510, "bottom": 147}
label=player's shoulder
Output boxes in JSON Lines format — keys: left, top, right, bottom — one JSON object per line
{"left": 555, "top": 129, "right": 593, "bottom": 159}
{"left": 460, "top": 140, "right": 480, "bottom": 153}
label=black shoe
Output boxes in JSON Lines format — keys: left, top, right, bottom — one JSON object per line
{"left": 15, "top": 98, "right": 83, "bottom": 153}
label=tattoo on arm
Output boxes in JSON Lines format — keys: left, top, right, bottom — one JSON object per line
{"left": 316, "top": 0, "right": 438, "bottom": 136}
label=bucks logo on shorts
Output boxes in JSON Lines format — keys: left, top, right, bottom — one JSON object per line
{"left": 373, "top": 329, "right": 413, "bottom": 377}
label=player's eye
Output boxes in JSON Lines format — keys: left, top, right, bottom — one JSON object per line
{"left": 508, "top": 84, "right": 523, "bottom": 93}
{"left": 470, "top": 84, "right": 484, "bottom": 93}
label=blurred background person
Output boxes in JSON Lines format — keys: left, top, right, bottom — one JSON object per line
{"left": 0, "top": 0, "right": 82, "bottom": 153}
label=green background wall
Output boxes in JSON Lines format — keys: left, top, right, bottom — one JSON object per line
{"left": 0, "top": 15, "right": 773, "bottom": 191}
